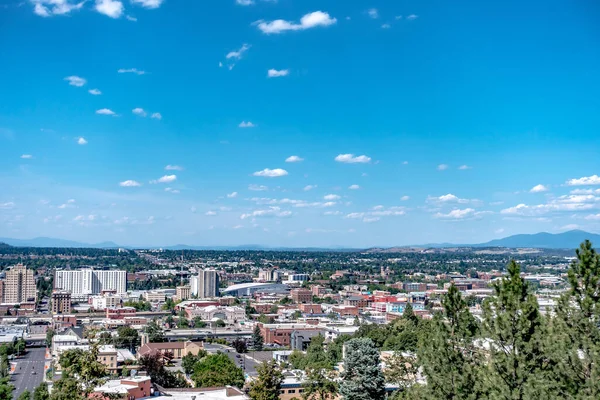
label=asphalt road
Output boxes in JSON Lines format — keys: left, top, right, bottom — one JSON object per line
{"left": 203, "top": 343, "right": 262, "bottom": 377}
{"left": 11, "top": 347, "right": 46, "bottom": 399}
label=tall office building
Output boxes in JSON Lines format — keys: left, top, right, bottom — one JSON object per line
{"left": 3, "top": 264, "right": 36, "bottom": 304}
{"left": 51, "top": 291, "right": 72, "bottom": 314}
{"left": 192, "top": 269, "right": 219, "bottom": 298}
{"left": 54, "top": 269, "right": 126, "bottom": 300}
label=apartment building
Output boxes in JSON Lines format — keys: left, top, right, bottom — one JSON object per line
{"left": 54, "top": 269, "right": 126, "bottom": 300}
{"left": 51, "top": 291, "right": 72, "bottom": 314}
{"left": 2, "top": 264, "right": 36, "bottom": 304}
{"left": 191, "top": 269, "right": 220, "bottom": 298}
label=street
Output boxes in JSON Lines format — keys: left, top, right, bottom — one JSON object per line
{"left": 11, "top": 347, "right": 46, "bottom": 399}
{"left": 203, "top": 343, "right": 263, "bottom": 377}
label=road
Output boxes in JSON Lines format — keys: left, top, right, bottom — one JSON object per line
{"left": 203, "top": 343, "right": 262, "bottom": 377}
{"left": 11, "top": 347, "right": 46, "bottom": 399}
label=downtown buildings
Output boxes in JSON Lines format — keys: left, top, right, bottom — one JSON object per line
{"left": 0, "top": 264, "right": 36, "bottom": 304}
{"left": 190, "top": 269, "right": 219, "bottom": 298}
{"left": 54, "top": 269, "right": 126, "bottom": 301}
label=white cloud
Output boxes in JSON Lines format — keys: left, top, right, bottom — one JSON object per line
{"left": 256, "top": 11, "right": 337, "bottom": 34}
{"left": 21, "top": 154, "right": 33, "bottom": 159}
{"left": 239, "top": 121, "right": 256, "bottom": 128}
{"left": 0, "top": 202, "right": 15, "bottom": 210}
{"left": 232, "top": 225, "right": 244, "bottom": 229}
{"left": 88, "top": 88, "right": 102, "bottom": 95}
{"left": 324, "top": 210, "right": 342, "bottom": 216}
{"left": 345, "top": 212, "right": 365, "bottom": 219}
{"left": 571, "top": 188, "right": 600, "bottom": 195}
{"left": 227, "top": 192, "right": 238, "bottom": 198}
{"left": 267, "top": 69, "right": 289, "bottom": 78}
{"left": 253, "top": 168, "right": 288, "bottom": 178}
{"left": 585, "top": 214, "right": 600, "bottom": 221}
{"left": 367, "top": 8, "right": 378, "bottom": 19}
{"left": 437, "top": 164, "right": 449, "bottom": 171}
{"left": 165, "top": 165, "right": 184, "bottom": 171}
{"left": 132, "top": 108, "right": 147, "bottom": 117}
{"left": 117, "top": 68, "right": 145, "bottom": 75}
{"left": 303, "top": 185, "right": 316, "bottom": 191}
{"left": 334, "top": 154, "right": 371, "bottom": 164}
{"left": 226, "top": 44, "right": 250, "bottom": 60}
{"left": 324, "top": 194, "right": 340, "bottom": 201}
{"left": 150, "top": 174, "right": 177, "bottom": 184}
{"left": 348, "top": 184, "right": 360, "bottom": 190}
{"left": 119, "top": 180, "right": 141, "bottom": 187}
{"left": 32, "top": 0, "right": 84, "bottom": 17}
{"left": 363, "top": 217, "right": 380, "bottom": 223}
{"left": 165, "top": 187, "right": 180, "bottom": 194}
{"left": 285, "top": 155, "right": 304, "bottom": 163}
{"left": 495, "top": 228, "right": 505, "bottom": 234}
{"left": 96, "top": 108, "right": 116, "bottom": 116}
{"left": 249, "top": 184, "right": 268, "bottom": 191}
{"left": 501, "top": 195, "right": 600, "bottom": 216}
{"left": 406, "top": 14, "right": 418, "bottom": 20}
{"left": 567, "top": 175, "right": 600, "bottom": 186}
{"left": 530, "top": 184, "right": 549, "bottom": 193}
{"left": 126, "top": 15, "right": 137, "bottom": 21}
{"left": 58, "top": 199, "right": 76, "bottom": 209}
{"left": 395, "top": 15, "right": 402, "bottom": 20}
{"left": 240, "top": 207, "right": 292, "bottom": 219}
{"left": 403, "top": 161, "right": 409, "bottom": 165}
{"left": 458, "top": 165, "right": 471, "bottom": 170}
{"left": 427, "top": 194, "right": 471, "bottom": 204}
{"left": 64, "top": 75, "right": 86, "bottom": 87}
{"left": 131, "top": 0, "right": 163, "bottom": 8}
{"left": 236, "top": 0, "right": 254, "bottom": 4}
{"left": 95, "top": 0, "right": 123, "bottom": 18}
{"left": 151, "top": 112, "right": 162, "bottom": 120}
{"left": 77, "top": 137, "right": 88, "bottom": 145}
{"left": 434, "top": 208, "right": 481, "bottom": 220}
{"left": 381, "top": 23, "right": 390, "bottom": 29}
{"left": 401, "top": 195, "right": 410, "bottom": 201}
{"left": 560, "top": 224, "right": 580, "bottom": 231}
{"left": 205, "top": 211, "right": 217, "bottom": 216}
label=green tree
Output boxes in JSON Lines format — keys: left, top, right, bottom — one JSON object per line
{"left": 181, "top": 350, "right": 207, "bottom": 375}
{"left": 191, "top": 353, "right": 244, "bottom": 388}
{"left": 215, "top": 319, "right": 226, "bottom": 328}
{"left": 248, "top": 360, "right": 284, "bottom": 400}
{"left": 192, "top": 316, "right": 206, "bottom": 328}
{"left": 45, "top": 329, "right": 55, "bottom": 348}
{"left": 33, "top": 383, "right": 49, "bottom": 400}
{"left": 304, "top": 335, "right": 330, "bottom": 370}
{"left": 138, "top": 352, "right": 189, "bottom": 388}
{"left": 145, "top": 319, "right": 165, "bottom": 342}
{"left": 18, "top": 389, "right": 31, "bottom": 400}
{"left": 252, "top": 325, "right": 264, "bottom": 351}
{"left": 232, "top": 338, "right": 247, "bottom": 354}
{"left": 551, "top": 240, "right": 600, "bottom": 398}
{"left": 0, "top": 378, "right": 14, "bottom": 400}
{"left": 15, "top": 338, "right": 26, "bottom": 356}
{"left": 482, "top": 260, "right": 547, "bottom": 399}
{"left": 115, "top": 326, "right": 139, "bottom": 350}
{"left": 417, "top": 283, "right": 481, "bottom": 399}
{"left": 302, "top": 368, "right": 338, "bottom": 400}
{"left": 339, "top": 338, "right": 386, "bottom": 400}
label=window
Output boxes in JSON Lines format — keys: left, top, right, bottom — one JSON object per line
{"left": 288, "top": 389, "right": 296, "bottom": 394}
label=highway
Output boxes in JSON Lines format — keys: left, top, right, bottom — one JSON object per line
{"left": 165, "top": 328, "right": 252, "bottom": 341}
{"left": 11, "top": 347, "right": 46, "bottom": 399}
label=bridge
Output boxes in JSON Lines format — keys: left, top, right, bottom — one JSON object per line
{"left": 164, "top": 328, "right": 252, "bottom": 341}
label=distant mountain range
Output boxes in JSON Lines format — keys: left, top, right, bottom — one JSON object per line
{"left": 0, "top": 230, "right": 598, "bottom": 250}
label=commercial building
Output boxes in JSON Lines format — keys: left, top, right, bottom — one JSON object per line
{"left": 221, "top": 282, "right": 289, "bottom": 297}
{"left": 176, "top": 285, "right": 191, "bottom": 301}
{"left": 51, "top": 291, "right": 72, "bottom": 314}
{"left": 90, "top": 294, "right": 122, "bottom": 310}
{"left": 144, "top": 291, "right": 166, "bottom": 303}
{"left": 185, "top": 305, "right": 245, "bottom": 324}
{"left": 258, "top": 269, "right": 280, "bottom": 282}
{"left": 54, "top": 269, "right": 126, "bottom": 300}
{"left": 137, "top": 340, "right": 204, "bottom": 359}
{"left": 191, "top": 269, "right": 220, "bottom": 298}
{"left": 258, "top": 323, "right": 322, "bottom": 346}
{"left": 285, "top": 274, "right": 310, "bottom": 284}
{"left": 2, "top": 264, "right": 36, "bottom": 304}
{"left": 291, "top": 288, "right": 312, "bottom": 304}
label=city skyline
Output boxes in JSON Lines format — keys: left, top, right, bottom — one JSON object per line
{"left": 1, "top": 0, "right": 599, "bottom": 247}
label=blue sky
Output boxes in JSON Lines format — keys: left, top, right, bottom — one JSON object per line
{"left": 1, "top": 0, "right": 599, "bottom": 247}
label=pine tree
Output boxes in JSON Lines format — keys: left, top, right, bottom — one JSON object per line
{"left": 482, "top": 260, "right": 547, "bottom": 400}
{"left": 249, "top": 360, "right": 284, "bottom": 400}
{"left": 253, "top": 325, "right": 264, "bottom": 351}
{"left": 339, "top": 338, "right": 386, "bottom": 400}
{"left": 417, "top": 283, "right": 481, "bottom": 400}
{"left": 552, "top": 240, "right": 600, "bottom": 398}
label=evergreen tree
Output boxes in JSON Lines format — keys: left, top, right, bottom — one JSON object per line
{"left": 303, "top": 335, "right": 330, "bottom": 370}
{"left": 146, "top": 319, "right": 165, "bottom": 342}
{"left": 191, "top": 353, "right": 245, "bottom": 388}
{"left": 339, "top": 338, "right": 386, "bottom": 400}
{"left": 249, "top": 360, "right": 284, "bottom": 400}
{"left": 252, "top": 325, "right": 264, "bottom": 351}
{"left": 417, "top": 283, "right": 481, "bottom": 399}
{"left": 482, "top": 260, "right": 547, "bottom": 399}
{"left": 552, "top": 240, "right": 600, "bottom": 398}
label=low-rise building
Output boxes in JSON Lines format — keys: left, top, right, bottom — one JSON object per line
{"left": 290, "top": 289, "right": 312, "bottom": 304}
{"left": 138, "top": 340, "right": 205, "bottom": 360}
{"left": 258, "top": 323, "right": 322, "bottom": 346}
{"left": 94, "top": 376, "right": 152, "bottom": 400}
{"left": 185, "top": 305, "right": 245, "bottom": 324}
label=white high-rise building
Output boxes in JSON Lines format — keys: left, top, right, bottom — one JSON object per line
{"left": 54, "top": 269, "right": 126, "bottom": 300}
{"left": 191, "top": 269, "right": 219, "bottom": 298}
